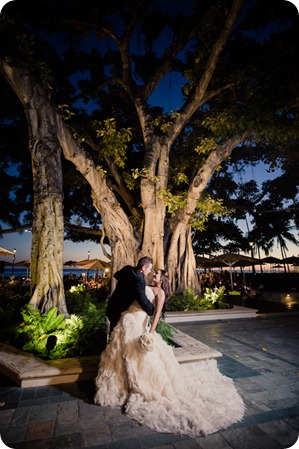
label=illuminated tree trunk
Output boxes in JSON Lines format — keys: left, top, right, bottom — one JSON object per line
{"left": 166, "top": 224, "right": 199, "bottom": 293}
{"left": 0, "top": 60, "right": 68, "bottom": 315}
{"left": 29, "top": 136, "right": 66, "bottom": 315}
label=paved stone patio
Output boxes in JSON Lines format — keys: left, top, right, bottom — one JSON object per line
{"left": 0, "top": 313, "right": 299, "bottom": 449}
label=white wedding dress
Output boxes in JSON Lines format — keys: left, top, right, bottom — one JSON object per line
{"left": 94, "top": 286, "right": 245, "bottom": 436}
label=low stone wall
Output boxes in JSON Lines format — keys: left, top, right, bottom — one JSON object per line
{"left": 165, "top": 305, "right": 257, "bottom": 323}
{"left": 0, "top": 327, "right": 222, "bottom": 387}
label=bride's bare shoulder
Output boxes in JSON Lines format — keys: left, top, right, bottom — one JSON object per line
{"left": 150, "top": 285, "right": 165, "bottom": 298}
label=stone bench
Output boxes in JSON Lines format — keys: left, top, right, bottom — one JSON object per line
{"left": 0, "top": 328, "right": 222, "bottom": 387}
{"left": 0, "top": 343, "right": 99, "bottom": 387}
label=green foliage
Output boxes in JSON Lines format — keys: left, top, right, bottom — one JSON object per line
{"left": 190, "top": 193, "right": 232, "bottom": 231}
{"left": 194, "top": 137, "right": 218, "bottom": 155}
{"left": 158, "top": 190, "right": 187, "bottom": 215}
{"left": 151, "top": 112, "right": 180, "bottom": 133}
{"left": 95, "top": 118, "right": 132, "bottom": 168}
{"left": 57, "top": 104, "right": 75, "bottom": 120}
{"left": 0, "top": 281, "right": 178, "bottom": 359}
{"left": 168, "top": 286, "right": 230, "bottom": 311}
{"left": 168, "top": 288, "right": 202, "bottom": 311}
{"left": 65, "top": 284, "right": 108, "bottom": 356}
{"left": 200, "top": 286, "right": 230, "bottom": 310}
{"left": 131, "top": 167, "right": 158, "bottom": 183}
{"left": 155, "top": 320, "right": 174, "bottom": 343}
{"left": 13, "top": 305, "right": 83, "bottom": 359}
{"left": 229, "top": 290, "right": 241, "bottom": 296}
{"left": 3, "top": 283, "right": 110, "bottom": 360}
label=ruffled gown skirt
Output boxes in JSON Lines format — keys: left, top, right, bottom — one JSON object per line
{"left": 94, "top": 303, "right": 245, "bottom": 436}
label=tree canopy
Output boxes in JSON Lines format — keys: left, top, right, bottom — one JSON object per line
{"left": 0, "top": 0, "right": 298, "bottom": 311}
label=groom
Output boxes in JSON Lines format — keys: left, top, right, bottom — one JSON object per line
{"left": 106, "top": 256, "right": 155, "bottom": 331}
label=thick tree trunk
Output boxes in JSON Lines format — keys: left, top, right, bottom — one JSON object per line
{"left": 0, "top": 59, "right": 67, "bottom": 315}
{"left": 140, "top": 138, "right": 169, "bottom": 269}
{"left": 167, "top": 223, "right": 199, "bottom": 294}
{"left": 29, "top": 138, "right": 66, "bottom": 315}
{"left": 167, "top": 133, "right": 251, "bottom": 293}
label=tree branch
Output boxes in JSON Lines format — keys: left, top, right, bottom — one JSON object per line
{"left": 170, "top": 0, "right": 244, "bottom": 142}
{"left": 0, "top": 223, "right": 103, "bottom": 237}
{"left": 173, "top": 131, "right": 251, "bottom": 226}
{"left": 83, "top": 135, "right": 142, "bottom": 223}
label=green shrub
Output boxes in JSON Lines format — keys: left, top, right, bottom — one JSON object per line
{"left": 13, "top": 305, "right": 84, "bottom": 359}
{"left": 168, "top": 286, "right": 231, "bottom": 311}
{"left": 2, "top": 281, "right": 230, "bottom": 359}
{"left": 9, "top": 283, "right": 110, "bottom": 359}
{"left": 155, "top": 319, "right": 174, "bottom": 343}
{"left": 64, "top": 284, "right": 108, "bottom": 356}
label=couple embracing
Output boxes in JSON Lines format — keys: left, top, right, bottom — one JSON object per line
{"left": 105, "top": 256, "right": 168, "bottom": 333}
{"left": 94, "top": 256, "right": 245, "bottom": 437}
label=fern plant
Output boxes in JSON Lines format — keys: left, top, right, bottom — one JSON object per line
{"left": 14, "top": 305, "right": 84, "bottom": 359}
{"left": 155, "top": 320, "right": 174, "bottom": 343}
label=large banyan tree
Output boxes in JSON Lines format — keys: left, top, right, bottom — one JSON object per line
{"left": 0, "top": 0, "right": 298, "bottom": 312}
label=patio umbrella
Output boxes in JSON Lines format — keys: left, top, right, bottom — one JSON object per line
{"left": 0, "top": 247, "right": 14, "bottom": 256}
{"left": 195, "top": 256, "right": 212, "bottom": 268}
{"left": 64, "top": 260, "right": 78, "bottom": 266}
{"left": 261, "top": 256, "right": 283, "bottom": 264}
{"left": 75, "top": 258, "right": 110, "bottom": 271}
{"left": 261, "top": 256, "right": 283, "bottom": 272}
{"left": 283, "top": 256, "right": 299, "bottom": 264}
{"left": 201, "top": 252, "right": 262, "bottom": 290}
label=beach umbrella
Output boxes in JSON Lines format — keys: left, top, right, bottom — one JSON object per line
{"left": 195, "top": 256, "right": 212, "bottom": 268}
{"left": 75, "top": 258, "right": 110, "bottom": 271}
{"left": 261, "top": 256, "right": 283, "bottom": 264}
{"left": 201, "top": 252, "right": 262, "bottom": 290}
{"left": 0, "top": 247, "right": 14, "bottom": 256}
{"left": 272, "top": 264, "right": 284, "bottom": 270}
{"left": 64, "top": 260, "right": 78, "bottom": 266}
{"left": 283, "top": 256, "right": 299, "bottom": 264}
{"left": 261, "top": 256, "right": 283, "bottom": 272}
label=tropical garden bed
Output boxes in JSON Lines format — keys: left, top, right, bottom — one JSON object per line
{"left": 0, "top": 282, "right": 231, "bottom": 361}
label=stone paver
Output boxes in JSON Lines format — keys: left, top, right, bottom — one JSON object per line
{"left": 0, "top": 313, "right": 299, "bottom": 449}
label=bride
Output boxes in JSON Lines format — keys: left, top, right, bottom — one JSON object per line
{"left": 94, "top": 269, "right": 245, "bottom": 436}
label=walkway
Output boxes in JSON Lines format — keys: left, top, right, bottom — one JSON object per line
{"left": 1, "top": 313, "right": 299, "bottom": 449}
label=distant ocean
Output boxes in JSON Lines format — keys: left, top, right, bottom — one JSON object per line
{"left": 1, "top": 267, "right": 100, "bottom": 279}
{"left": 2, "top": 266, "right": 287, "bottom": 280}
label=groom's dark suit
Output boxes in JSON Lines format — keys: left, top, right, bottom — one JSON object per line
{"left": 106, "top": 265, "right": 155, "bottom": 331}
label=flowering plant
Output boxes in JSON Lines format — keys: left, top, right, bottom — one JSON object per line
{"left": 138, "top": 332, "right": 155, "bottom": 352}
{"left": 203, "top": 286, "right": 226, "bottom": 304}
{"left": 200, "top": 285, "right": 229, "bottom": 309}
